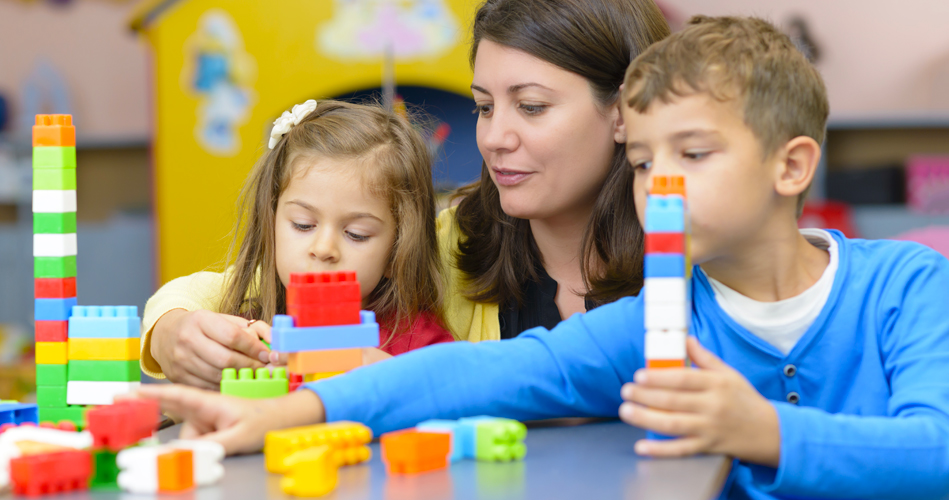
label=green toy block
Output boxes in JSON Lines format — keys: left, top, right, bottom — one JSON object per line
{"left": 34, "top": 212, "right": 77, "bottom": 234}
{"left": 34, "top": 256, "right": 77, "bottom": 278}
{"left": 221, "top": 367, "right": 288, "bottom": 399}
{"left": 474, "top": 419, "right": 527, "bottom": 461}
{"left": 36, "top": 364, "right": 68, "bottom": 385}
{"left": 32, "top": 146, "right": 76, "bottom": 169}
{"left": 90, "top": 450, "right": 120, "bottom": 490}
{"left": 68, "top": 360, "right": 141, "bottom": 382}
{"left": 38, "top": 405, "right": 87, "bottom": 428}
{"left": 36, "top": 385, "right": 67, "bottom": 408}
{"left": 33, "top": 168, "right": 77, "bottom": 190}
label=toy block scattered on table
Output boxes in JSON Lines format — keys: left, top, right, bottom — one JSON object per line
{"left": 416, "top": 419, "right": 464, "bottom": 462}
{"left": 221, "top": 367, "right": 289, "bottom": 399}
{"left": 157, "top": 448, "right": 194, "bottom": 492}
{"left": 287, "top": 348, "right": 362, "bottom": 374}
{"left": 86, "top": 400, "right": 160, "bottom": 451}
{"left": 271, "top": 311, "right": 380, "bottom": 352}
{"left": 116, "top": 440, "right": 224, "bottom": 494}
{"left": 265, "top": 421, "right": 372, "bottom": 474}
{"left": 10, "top": 449, "right": 91, "bottom": 497}
{"left": 455, "top": 416, "right": 527, "bottom": 462}
{"left": 380, "top": 429, "right": 450, "bottom": 475}
{"left": 165, "top": 439, "right": 225, "bottom": 486}
{"left": 90, "top": 449, "right": 119, "bottom": 490}
{"left": 0, "top": 404, "right": 39, "bottom": 427}
{"left": 280, "top": 445, "right": 339, "bottom": 497}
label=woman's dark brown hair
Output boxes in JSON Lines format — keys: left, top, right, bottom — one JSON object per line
{"left": 454, "top": 0, "right": 671, "bottom": 307}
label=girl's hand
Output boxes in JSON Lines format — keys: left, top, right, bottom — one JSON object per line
{"left": 151, "top": 309, "right": 271, "bottom": 390}
{"left": 619, "top": 337, "right": 781, "bottom": 466}
{"left": 131, "top": 384, "right": 326, "bottom": 455}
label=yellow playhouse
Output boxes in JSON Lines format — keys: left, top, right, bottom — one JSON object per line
{"left": 130, "top": 0, "right": 479, "bottom": 284}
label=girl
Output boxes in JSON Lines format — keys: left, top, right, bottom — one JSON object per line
{"left": 141, "top": 100, "right": 453, "bottom": 388}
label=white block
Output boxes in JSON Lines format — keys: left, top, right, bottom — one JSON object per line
{"left": 117, "top": 446, "right": 161, "bottom": 494}
{"left": 0, "top": 427, "right": 93, "bottom": 450}
{"left": 168, "top": 440, "right": 225, "bottom": 486}
{"left": 0, "top": 442, "right": 21, "bottom": 492}
{"left": 644, "top": 302, "right": 689, "bottom": 330}
{"left": 644, "top": 278, "right": 688, "bottom": 305}
{"left": 32, "top": 190, "right": 77, "bottom": 213}
{"left": 645, "top": 329, "right": 688, "bottom": 360}
{"left": 66, "top": 381, "right": 140, "bottom": 405}
{"left": 33, "top": 233, "right": 77, "bottom": 257}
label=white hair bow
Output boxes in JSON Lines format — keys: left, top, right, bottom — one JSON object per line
{"left": 268, "top": 99, "right": 318, "bottom": 149}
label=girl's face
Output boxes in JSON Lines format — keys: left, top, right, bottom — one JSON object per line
{"left": 274, "top": 157, "right": 396, "bottom": 301}
{"left": 471, "top": 40, "right": 624, "bottom": 222}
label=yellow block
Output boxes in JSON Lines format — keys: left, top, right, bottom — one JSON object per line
{"left": 68, "top": 338, "right": 139, "bottom": 361}
{"left": 265, "top": 421, "right": 371, "bottom": 474}
{"left": 36, "top": 342, "right": 67, "bottom": 364}
{"left": 303, "top": 372, "right": 344, "bottom": 382}
{"left": 280, "top": 446, "right": 338, "bottom": 497}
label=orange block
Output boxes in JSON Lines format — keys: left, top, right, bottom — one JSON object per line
{"left": 646, "top": 359, "right": 687, "bottom": 369}
{"left": 380, "top": 429, "right": 450, "bottom": 475}
{"left": 288, "top": 349, "right": 362, "bottom": 374}
{"left": 650, "top": 175, "right": 686, "bottom": 196}
{"left": 32, "top": 115, "right": 76, "bottom": 147}
{"left": 157, "top": 449, "right": 194, "bottom": 492}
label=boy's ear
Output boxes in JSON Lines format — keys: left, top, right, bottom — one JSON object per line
{"left": 774, "top": 136, "right": 821, "bottom": 198}
{"left": 613, "top": 84, "right": 627, "bottom": 144}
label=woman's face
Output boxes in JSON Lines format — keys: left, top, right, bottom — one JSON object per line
{"left": 472, "top": 40, "right": 624, "bottom": 222}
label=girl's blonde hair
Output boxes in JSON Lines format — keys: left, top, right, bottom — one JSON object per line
{"left": 220, "top": 100, "right": 443, "bottom": 342}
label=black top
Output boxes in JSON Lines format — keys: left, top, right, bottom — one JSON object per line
{"left": 498, "top": 264, "right": 595, "bottom": 339}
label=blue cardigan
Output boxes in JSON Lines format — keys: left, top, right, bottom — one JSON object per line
{"left": 308, "top": 231, "right": 949, "bottom": 499}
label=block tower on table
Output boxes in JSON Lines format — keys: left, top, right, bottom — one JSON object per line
{"left": 31, "top": 115, "right": 141, "bottom": 426}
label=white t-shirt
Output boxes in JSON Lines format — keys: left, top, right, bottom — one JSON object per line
{"left": 702, "top": 229, "right": 838, "bottom": 355}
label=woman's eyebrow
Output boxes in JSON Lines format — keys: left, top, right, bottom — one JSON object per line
{"left": 470, "top": 82, "right": 554, "bottom": 95}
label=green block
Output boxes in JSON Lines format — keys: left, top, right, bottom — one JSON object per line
{"left": 34, "top": 256, "right": 77, "bottom": 278}
{"left": 33, "top": 168, "right": 77, "bottom": 190}
{"left": 221, "top": 367, "right": 288, "bottom": 399}
{"left": 33, "top": 146, "right": 76, "bottom": 169}
{"left": 474, "top": 418, "right": 528, "bottom": 461}
{"left": 68, "top": 360, "right": 141, "bottom": 382}
{"left": 36, "top": 364, "right": 68, "bottom": 385}
{"left": 38, "top": 405, "right": 87, "bottom": 428}
{"left": 90, "top": 450, "right": 119, "bottom": 490}
{"left": 34, "top": 212, "right": 77, "bottom": 234}
{"left": 36, "top": 385, "right": 67, "bottom": 407}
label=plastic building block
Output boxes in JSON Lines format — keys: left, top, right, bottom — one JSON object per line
{"left": 645, "top": 329, "right": 688, "bottom": 368}
{"left": 220, "top": 367, "right": 288, "bottom": 399}
{"left": 265, "top": 421, "right": 372, "bottom": 473}
{"left": 33, "top": 169, "right": 77, "bottom": 191}
{"left": 36, "top": 386, "right": 66, "bottom": 408}
{"left": 473, "top": 418, "right": 527, "bottom": 461}
{"left": 644, "top": 302, "right": 689, "bottom": 330}
{"left": 287, "top": 302, "right": 361, "bottom": 327}
{"left": 32, "top": 146, "right": 76, "bottom": 169}
{"left": 68, "top": 360, "right": 140, "bottom": 382}
{"left": 157, "top": 448, "right": 194, "bottom": 492}
{"left": 86, "top": 400, "right": 160, "bottom": 451}
{"left": 643, "top": 278, "right": 689, "bottom": 305}
{"left": 36, "top": 364, "right": 67, "bottom": 386}
{"left": 116, "top": 441, "right": 224, "bottom": 494}
{"left": 166, "top": 440, "right": 225, "bottom": 486}
{"left": 34, "top": 297, "right": 77, "bottom": 321}
{"left": 32, "top": 115, "right": 76, "bottom": 147}
{"left": 287, "top": 271, "right": 359, "bottom": 301}
{"left": 34, "top": 256, "right": 76, "bottom": 279}
{"left": 32, "top": 190, "right": 77, "bottom": 213}
{"left": 10, "top": 449, "right": 91, "bottom": 497}
{"left": 68, "top": 306, "right": 140, "bottom": 338}
{"left": 271, "top": 312, "right": 380, "bottom": 352}
{"left": 35, "top": 342, "right": 67, "bottom": 364}
{"left": 288, "top": 373, "right": 303, "bottom": 392}
{"left": 32, "top": 233, "right": 77, "bottom": 257}
{"left": 0, "top": 404, "right": 39, "bottom": 427}
{"left": 67, "top": 338, "right": 139, "bottom": 361}
{"left": 66, "top": 381, "right": 140, "bottom": 405}
{"left": 645, "top": 232, "right": 685, "bottom": 254}
{"left": 650, "top": 175, "right": 686, "bottom": 196}
{"left": 33, "top": 212, "right": 77, "bottom": 235}
{"left": 280, "top": 445, "right": 339, "bottom": 497}
{"left": 34, "top": 277, "right": 76, "bottom": 298}
{"left": 380, "top": 429, "right": 450, "bottom": 475}
{"left": 0, "top": 426, "right": 92, "bottom": 450}
{"left": 416, "top": 420, "right": 463, "bottom": 462}
{"left": 644, "top": 254, "right": 686, "bottom": 278}
{"left": 90, "top": 450, "right": 119, "bottom": 490}
{"left": 303, "top": 372, "right": 344, "bottom": 382}
{"left": 36, "top": 407, "right": 86, "bottom": 428}
{"left": 644, "top": 196, "right": 685, "bottom": 233}
{"left": 35, "top": 321, "right": 68, "bottom": 342}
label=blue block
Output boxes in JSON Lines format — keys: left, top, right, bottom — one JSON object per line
{"left": 34, "top": 297, "right": 77, "bottom": 321}
{"left": 645, "top": 196, "right": 685, "bottom": 233}
{"left": 645, "top": 254, "right": 686, "bottom": 278}
{"left": 456, "top": 416, "right": 497, "bottom": 459}
{"left": 69, "top": 306, "right": 140, "bottom": 338}
{"left": 417, "top": 419, "right": 464, "bottom": 462}
{"left": 271, "top": 311, "right": 380, "bottom": 352}
{"left": 0, "top": 403, "right": 39, "bottom": 426}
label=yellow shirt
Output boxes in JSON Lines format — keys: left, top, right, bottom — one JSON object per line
{"left": 139, "top": 207, "right": 500, "bottom": 379}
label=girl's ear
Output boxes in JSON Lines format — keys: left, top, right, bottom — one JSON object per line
{"left": 613, "top": 84, "right": 627, "bottom": 144}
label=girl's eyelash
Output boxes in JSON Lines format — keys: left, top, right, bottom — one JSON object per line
{"left": 631, "top": 160, "right": 652, "bottom": 170}
{"left": 346, "top": 231, "right": 369, "bottom": 242}
{"left": 292, "top": 222, "right": 314, "bottom": 231}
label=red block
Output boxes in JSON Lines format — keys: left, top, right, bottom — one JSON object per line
{"left": 645, "top": 233, "right": 685, "bottom": 254}
{"left": 34, "top": 278, "right": 77, "bottom": 299}
{"left": 10, "top": 450, "right": 91, "bottom": 497}
{"left": 287, "top": 282, "right": 360, "bottom": 304}
{"left": 35, "top": 321, "right": 68, "bottom": 342}
{"left": 380, "top": 429, "right": 450, "bottom": 475}
{"left": 86, "top": 400, "right": 160, "bottom": 451}
{"left": 288, "top": 373, "right": 304, "bottom": 392}
{"left": 290, "top": 271, "right": 356, "bottom": 285}
{"left": 287, "top": 302, "right": 361, "bottom": 327}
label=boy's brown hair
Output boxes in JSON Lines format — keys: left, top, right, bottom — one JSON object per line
{"left": 622, "top": 15, "right": 829, "bottom": 214}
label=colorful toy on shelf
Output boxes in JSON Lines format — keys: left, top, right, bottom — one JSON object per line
{"left": 380, "top": 428, "right": 451, "bottom": 475}
{"left": 264, "top": 421, "right": 372, "bottom": 474}
{"left": 220, "top": 367, "right": 289, "bottom": 399}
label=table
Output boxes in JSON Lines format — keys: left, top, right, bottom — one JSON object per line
{"left": 4, "top": 419, "right": 732, "bottom": 499}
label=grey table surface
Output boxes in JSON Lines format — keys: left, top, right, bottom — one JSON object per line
{"left": 3, "top": 419, "right": 732, "bottom": 500}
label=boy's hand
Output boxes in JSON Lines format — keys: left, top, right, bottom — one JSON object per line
{"left": 129, "top": 384, "right": 326, "bottom": 456}
{"left": 151, "top": 309, "right": 271, "bottom": 390}
{"left": 619, "top": 337, "right": 781, "bottom": 467}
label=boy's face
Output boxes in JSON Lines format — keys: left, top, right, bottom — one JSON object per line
{"left": 623, "top": 92, "right": 782, "bottom": 264}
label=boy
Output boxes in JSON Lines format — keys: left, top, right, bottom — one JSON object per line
{"left": 137, "top": 16, "right": 949, "bottom": 499}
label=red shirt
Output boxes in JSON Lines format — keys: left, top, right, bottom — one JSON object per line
{"left": 379, "top": 312, "right": 454, "bottom": 356}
